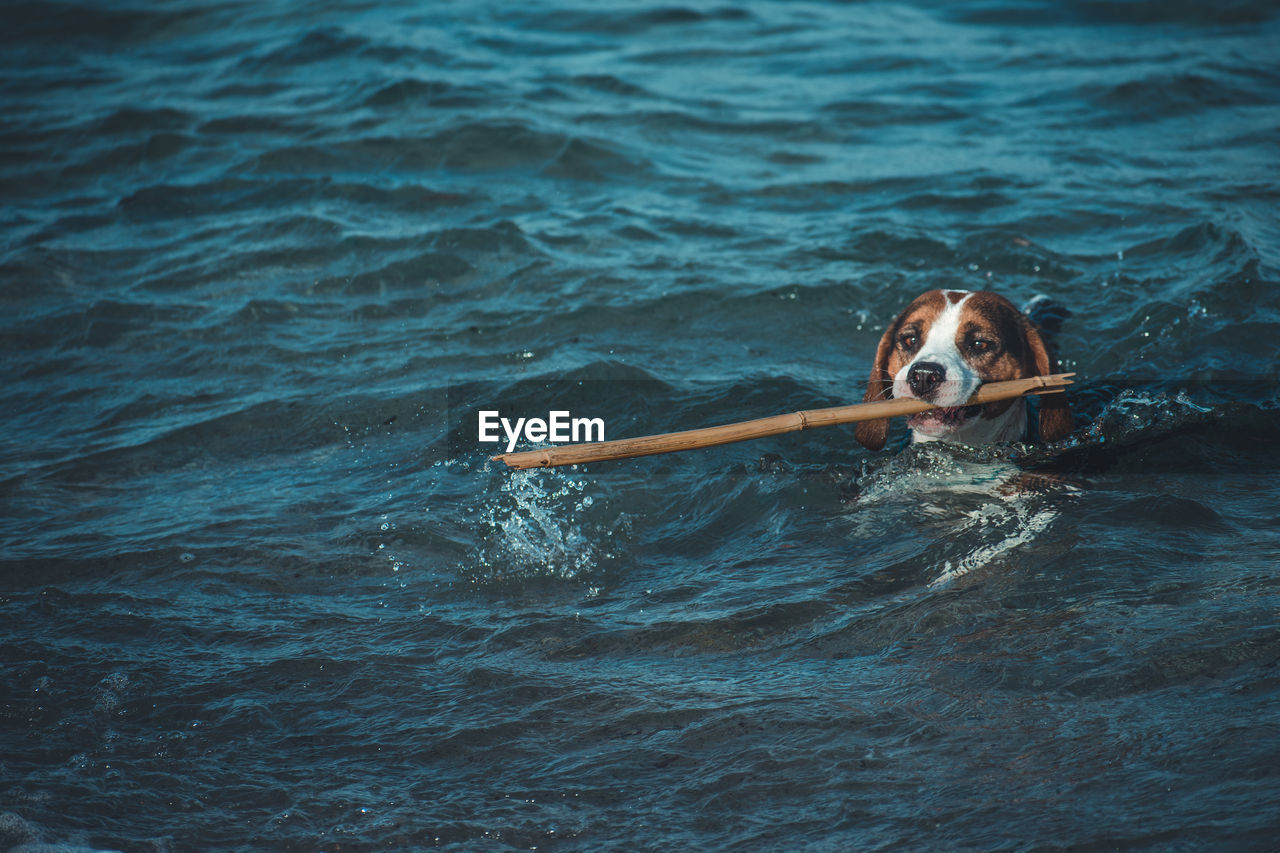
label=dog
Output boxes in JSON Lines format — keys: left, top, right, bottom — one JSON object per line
{"left": 854, "top": 289, "right": 1073, "bottom": 450}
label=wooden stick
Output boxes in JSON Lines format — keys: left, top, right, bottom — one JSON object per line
{"left": 492, "top": 373, "right": 1074, "bottom": 470}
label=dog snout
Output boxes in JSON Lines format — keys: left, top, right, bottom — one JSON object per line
{"left": 907, "top": 361, "right": 946, "bottom": 399}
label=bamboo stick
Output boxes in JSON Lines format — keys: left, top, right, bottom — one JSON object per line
{"left": 492, "top": 372, "right": 1074, "bottom": 470}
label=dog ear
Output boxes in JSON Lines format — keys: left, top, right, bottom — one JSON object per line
{"left": 1021, "top": 317, "right": 1073, "bottom": 442}
{"left": 854, "top": 322, "right": 897, "bottom": 451}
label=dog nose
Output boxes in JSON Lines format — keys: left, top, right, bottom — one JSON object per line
{"left": 907, "top": 361, "right": 946, "bottom": 398}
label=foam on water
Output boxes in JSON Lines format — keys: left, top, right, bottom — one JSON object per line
{"left": 929, "top": 500, "right": 1067, "bottom": 587}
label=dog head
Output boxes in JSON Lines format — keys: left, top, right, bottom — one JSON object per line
{"left": 854, "top": 289, "right": 1072, "bottom": 449}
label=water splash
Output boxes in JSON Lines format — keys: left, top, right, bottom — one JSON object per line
{"left": 472, "top": 465, "right": 626, "bottom": 583}
{"left": 844, "top": 387, "right": 1269, "bottom": 588}
{"left": 845, "top": 441, "right": 1079, "bottom": 586}
{"left": 1075, "top": 389, "right": 1218, "bottom": 444}
{"left": 850, "top": 441, "right": 1024, "bottom": 506}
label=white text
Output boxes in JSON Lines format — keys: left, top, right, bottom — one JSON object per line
{"left": 478, "top": 410, "right": 605, "bottom": 453}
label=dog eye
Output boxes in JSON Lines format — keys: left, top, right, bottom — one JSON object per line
{"left": 969, "top": 338, "right": 994, "bottom": 354}
{"left": 898, "top": 333, "right": 919, "bottom": 350}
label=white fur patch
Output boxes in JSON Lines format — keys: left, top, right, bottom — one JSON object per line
{"left": 892, "top": 291, "right": 978, "bottom": 408}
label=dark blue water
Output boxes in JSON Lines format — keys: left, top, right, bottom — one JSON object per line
{"left": 3, "top": 1, "right": 1280, "bottom": 850}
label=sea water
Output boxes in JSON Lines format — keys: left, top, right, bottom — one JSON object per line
{"left": 2, "top": 1, "right": 1279, "bottom": 849}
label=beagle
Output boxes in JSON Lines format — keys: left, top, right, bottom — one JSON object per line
{"left": 855, "top": 289, "right": 1073, "bottom": 450}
